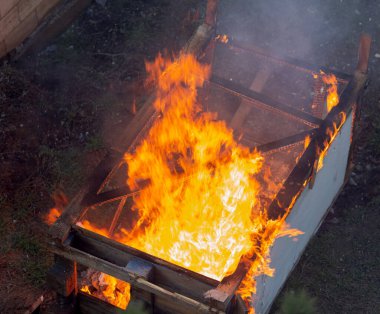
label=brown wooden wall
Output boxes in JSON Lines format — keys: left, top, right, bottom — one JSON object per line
{"left": 0, "top": 0, "right": 62, "bottom": 58}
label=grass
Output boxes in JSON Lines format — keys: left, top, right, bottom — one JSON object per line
{"left": 278, "top": 290, "right": 317, "bottom": 314}
{"left": 7, "top": 230, "right": 51, "bottom": 287}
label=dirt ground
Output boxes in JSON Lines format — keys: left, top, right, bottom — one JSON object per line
{"left": 0, "top": 0, "right": 379, "bottom": 313}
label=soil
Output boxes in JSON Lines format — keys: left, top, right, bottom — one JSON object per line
{"left": 0, "top": 0, "right": 202, "bottom": 312}
{"left": 0, "top": 0, "right": 379, "bottom": 313}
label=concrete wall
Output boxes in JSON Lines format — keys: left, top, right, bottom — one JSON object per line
{"left": 253, "top": 111, "right": 354, "bottom": 313}
{"left": 0, "top": 0, "right": 61, "bottom": 58}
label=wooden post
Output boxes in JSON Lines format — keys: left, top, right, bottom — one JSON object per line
{"left": 344, "top": 33, "right": 371, "bottom": 181}
{"left": 47, "top": 255, "right": 78, "bottom": 313}
{"left": 205, "top": 0, "right": 219, "bottom": 27}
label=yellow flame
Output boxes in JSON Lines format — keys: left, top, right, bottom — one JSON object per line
{"left": 216, "top": 34, "right": 229, "bottom": 43}
{"left": 304, "top": 135, "right": 311, "bottom": 150}
{"left": 317, "top": 112, "right": 347, "bottom": 171}
{"left": 80, "top": 271, "right": 131, "bottom": 309}
{"left": 80, "top": 53, "right": 302, "bottom": 313}
{"left": 320, "top": 71, "right": 339, "bottom": 112}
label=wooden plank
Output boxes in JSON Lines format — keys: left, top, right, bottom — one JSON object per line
{"left": 204, "top": 262, "right": 247, "bottom": 310}
{"left": 78, "top": 292, "right": 128, "bottom": 314}
{"left": 184, "top": 23, "right": 214, "bottom": 56}
{"left": 211, "top": 75, "right": 323, "bottom": 128}
{"left": 51, "top": 240, "right": 223, "bottom": 314}
{"left": 35, "top": 0, "right": 61, "bottom": 21}
{"left": 125, "top": 259, "right": 154, "bottom": 281}
{"left": 0, "top": 6, "right": 20, "bottom": 40}
{"left": 13, "top": 0, "right": 92, "bottom": 59}
{"left": 0, "top": 0, "right": 19, "bottom": 19}
{"left": 49, "top": 188, "right": 88, "bottom": 241}
{"left": 108, "top": 197, "right": 128, "bottom": 236}
{"left": 18, "top": 0, "right": 42, "bottom": 21}
{"left": 72, "top": 227, "right": 219, "bottom": 297}
{"left": 256, "top": 129, "right": 315, "bottom": 154}
{"left": 356, "top": 33, "right": 371, "bottom": 73}
{"left": 4, "top": 10, "right": 38, "bottom": 52}
{"left": 229, "top": 67, "right": 271, "bottom": 130}
{"left": 47, "top": 256, "right": 76, "bottom": 297}
{"left": 24, "top": 294, "right": 44, "bottom": 314}
{"left": 205, "top": 0, "right": 219, "bottom": 27}
{"left": 235, "top": 295, "right": 249, "bottom": 314}
{"left": 224, "top": 40, "right": 352, "bottom": 82}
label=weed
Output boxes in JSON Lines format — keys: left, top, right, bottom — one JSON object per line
{"left": 12, "top": 233, "right": 42, "bottom": 256}
{"left": 279, "top": 289, "right": 317, "bottom": 314}
{"left": 22, "top": 258, "right": 48, "bottom": 287}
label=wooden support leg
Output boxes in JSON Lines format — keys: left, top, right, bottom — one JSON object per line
{"left": 47, "top": 255, "right": 77, "bottom": 313}
{"left": 205, "top": 0, "right": 219, "bottom": 27}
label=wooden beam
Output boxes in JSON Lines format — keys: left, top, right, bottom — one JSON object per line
{"left": 210, "top": 75, "right": 323, "bottom": 128}
{"left": 229, "top": 67, "right": 271, "bottom": 130}
{"left": 14, "top": 0, "right": 93, "bottom": 60}
{"left": 47, "top": 256, "right": 77, "bottom": 297}
{"left": 204, "top": 262, "right": 247, "bottom": 310}
{"left": 51, "top": 240, "right": 223, "bottom": 313}
{"left": 71, "top": 226, "right": 219, "bottom": 294}
{"left": 222, "top": 40, "right": 352, "bottom": 82}
{"left": 356, "top": 33, "right": 371, "bottom": 73}
{"left": 125, "top": 259, "right": 154, "bottom": 281}
{"left": 205, "top": 0, "right": 219, "bottom": 27}
{"left": 49, "top": 188, "right": 88, "bottom": 241}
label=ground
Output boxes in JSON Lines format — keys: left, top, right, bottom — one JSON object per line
{"left": 0, "top": 0, "right": 379, "bottom": 313}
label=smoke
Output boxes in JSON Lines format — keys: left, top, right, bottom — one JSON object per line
{"left": 217, "top": 0, "right": 379, "bottom": 72}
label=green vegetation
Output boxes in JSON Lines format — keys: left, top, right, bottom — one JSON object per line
{"left": 278, "top": 290, "right": 317, "bottom": 314}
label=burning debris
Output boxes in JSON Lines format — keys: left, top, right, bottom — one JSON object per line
{"left": 319, "top": 71, "right": 340, "bottom": 113}
{"left": 80, "top": 269, "right": 131, "bottom": 309}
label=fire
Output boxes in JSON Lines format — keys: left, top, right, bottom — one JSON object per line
{"left": 80, "top": 270, "right": 131, "bottom": 309}
{"left": 317, "top": 112, "right": 347, "bottom": 171}
{"left": 80, "top": 53, "right": 302, "bottom": 311}
{"left": 77, "top": 220, "right": 110, "bottom": 238}
{"left": 45, "top": 207, "right": 62, "bottom": 225}
{"left": 304, "top": 135, "right": 311, "bottom": 150}
{"left": 117, "top": 52, "right": 272, "bottom": 281}
{"left": 216, "top": 34, "right": 229, "bottom": 43}
{"left": 44, "top": 191, "right": 67, "bottom": 225}
{"left": 320, "top": 71, "right": 339, "bottom": 112}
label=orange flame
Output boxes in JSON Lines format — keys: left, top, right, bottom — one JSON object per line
{"left": 304, "top": 135, "right": 311, "bottom": 150}
{"left": 236, "top": 194, "right": 304, "bottom": 312}
{"left": 216, "top": 34, "right": 229, "bottom": 43}
{"left": 119, "top": 53, "right": 271, "bottom": 280}
{"left": 44, "top": 191, "right": 67, "bottom": 225}
{"left": 80, "top": 270, "right": 131, "bottom": 309}
{"left": 44, "top": 207, "right": 62, "bottom": 225}
{"left": 79, "top": 53, "right": 301, "bottom": 312}
{"left": 317, "top": 112, "right": 347, "bottom": 171}
{"left": 320, "top": 71, "right": 339, "bottom": 112}
{"left": 77, "top": 220, "right": 110, "bottom": 238}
